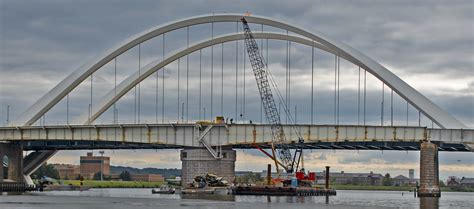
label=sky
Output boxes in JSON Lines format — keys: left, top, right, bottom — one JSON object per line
{"left": 0, "top": 0, "right": 473, "bottom": 180}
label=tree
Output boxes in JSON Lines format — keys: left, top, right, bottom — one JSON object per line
{"left": 32, "top": 164, "right": 60, "bottom": 180}
{"left": 119, "top": 171, "right": 132, "bottom": 181}
{"left": 383, "top": 173, "right": 393, "bottom": 186}
{"left": 236, "top": 173, "right": 262, "bottom": 184}
{"left": 93, "top": 172, "right": 104, "bottom": 180}
{"left": 439, "top": 180, "right": 446, "bottom": 187}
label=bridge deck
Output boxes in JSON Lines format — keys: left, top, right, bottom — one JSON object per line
{"left": 0, "top": 124, "right": 472, "bottom": 151}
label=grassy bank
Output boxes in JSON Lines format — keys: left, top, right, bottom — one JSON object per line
{"left": 61, "top": 180, "right": 164, "bottom": 188}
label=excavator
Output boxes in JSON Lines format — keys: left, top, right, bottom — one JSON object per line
{"left": 240, "top": 14, "right": 315, "bottom": 187}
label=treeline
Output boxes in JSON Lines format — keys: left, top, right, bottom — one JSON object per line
{"left": 110, "top": 166, "right": 181, "bottom": 178}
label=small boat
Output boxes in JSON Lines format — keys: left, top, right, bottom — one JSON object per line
{"left": 152, "top": 185, "right": 175, "bottom": 194}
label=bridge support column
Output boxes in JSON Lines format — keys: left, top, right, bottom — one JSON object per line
{"left": 418, "top": 141, "right": 440, "bottom": 197}
{"left": 0, "top": 143, "right": 23, "bottom": 182}
{"left": 180, "top": 148, "right": 236, "bottom": 187}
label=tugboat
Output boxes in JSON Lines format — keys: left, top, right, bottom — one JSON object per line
{"left": 152, "top": 185, "right": 175, "bottom": 194}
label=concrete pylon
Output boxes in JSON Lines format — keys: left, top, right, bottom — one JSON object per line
{"left": 418, "top": 141, "right": 441, "bottom": 197}
{"left": 0, "top": 143, "right": 24, "bottom": 182}
{"left": 180, "top": 148, "right": 236, "bottom": 187}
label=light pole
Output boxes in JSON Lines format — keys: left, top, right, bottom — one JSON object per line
{"left": 99, "top": 151, "right": 105, "bottom": 181}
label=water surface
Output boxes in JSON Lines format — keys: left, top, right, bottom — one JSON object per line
{"left": 1, "top": 189, "right": 472, "bottom": 209}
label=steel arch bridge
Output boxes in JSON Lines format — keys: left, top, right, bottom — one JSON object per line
{"left": 9, "top": 13, "right": 466, "bottom": 129}
{"left": 1, "top": 13, "right": 473, "bottom": 186}
{"left": 1, "top": 12, "right": 472, "bottom": 151}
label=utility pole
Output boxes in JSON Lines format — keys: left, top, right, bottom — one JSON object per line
{"left": 6, "top": 105, "right": 10, "bottom": 125}
{"left": 99, "top": 151, "right": 105, "bottom": 181}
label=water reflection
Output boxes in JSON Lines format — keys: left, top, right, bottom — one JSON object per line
{"left": 181, "top": 194, "right": 236, "bottom": 201}
{"left": 420, "top": 197, "right": 439, "bottom": 209}
{"left": 3, "top": 189, "right": 473, "bottom": 209}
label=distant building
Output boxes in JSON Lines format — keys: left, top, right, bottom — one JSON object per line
{"left": 317, "top": 171, "right": 383, "bottom": 186}
{"left": 447, "top": 176, "right": 460, "bottom": 186}
{"left": 235, "top": 171, "right": 255, "bottom": 177}
{"left": 392, "top": 175, "right": 410, "bottom": 186}
{"left": 409, "top": 169, "right": 414, "bottom": 180}
{"left": 80, "top": 152, "right": 110, "bottom": 179}
{"left": 460, "top": 177, "right": 474, "bottom": 188}
{"left": 110, "top": 173, "right": 164, "bottom": 182}
{"left": 52, "top": 164, "right": 80, "bottom": 180}
{"left": 261, "top": 169, "right": 293, "bottom": 179}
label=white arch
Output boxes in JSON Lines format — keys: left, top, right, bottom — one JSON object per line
{"left": 13, "top": 13, "right": 466, "bottom": 128}
{"left": 80, "top": 32, "right": 343, "bottom": 124}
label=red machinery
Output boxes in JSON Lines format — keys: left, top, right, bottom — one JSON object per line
{"left": 296, "top": 171, "right": 316, "bottom": 181}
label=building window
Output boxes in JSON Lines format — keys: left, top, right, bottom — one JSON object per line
{"left": 181, "top": 152, "right": 187, "bottom": 158}
{"left": 223, "top": 153, "right": 227, "bottom": 158}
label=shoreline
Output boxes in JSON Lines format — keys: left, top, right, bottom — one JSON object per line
{"left": 331, "top": 185, "right": 474, "bottom": 192}
{"left": 59, "top": 180, "right": 165, "bottom": 188}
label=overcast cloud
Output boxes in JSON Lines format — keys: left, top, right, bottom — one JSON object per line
{"left": 1, "top": 0, "right": 473, "bottom": 179}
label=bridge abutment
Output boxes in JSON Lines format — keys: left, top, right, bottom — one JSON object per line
{"left": 0, "top": 143, "right": 24, "bottom": 182}
{"left": 180, "top": 148, "right": 236, "bottom": 187}
{"left": 418, "top": 141, "right": 441, "bottom": 197}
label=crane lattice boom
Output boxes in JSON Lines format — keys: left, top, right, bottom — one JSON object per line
{"left": 241, "top": 17, "right": 294, "bottom": 173}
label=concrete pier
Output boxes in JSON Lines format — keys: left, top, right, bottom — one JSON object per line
{"left": 0, "top": 143, "right": 24, "bottom": 182}
{"left": 418, "top": 141, "right": 441, "bottom": 197}
{"left": 180, "top": 148, "right": 236, "bottom": 186}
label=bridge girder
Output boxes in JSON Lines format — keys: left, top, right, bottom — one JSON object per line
{"left": 1, "top": 124, "right": 472, "bottom": 152}
{"left": 11, "top": 14, "right": 466, "bottom": 129}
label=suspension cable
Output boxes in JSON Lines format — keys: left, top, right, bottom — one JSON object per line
{"left": 337, "top": 54, "right": 340, "bottom": 125}
{"left": 288, "top": 40, "right": 292, "bottom": 125}
{"left": 115, "top": 57, "right": 118, "bottom": 124}
{"left": 161, "top": 34, "right": 165, "bottom": 123}
{"left": 311, "top": 42, "right": 314, "bottom": 125}
{"left": 364, "top": 69, "right": 366, "bottom": 125}
{"left": 90, "top": 73, "right": 93, "bottom": 121}
{"left": 333, "top": 54, "right": 337, "bottom": 124}
{"left": 177, "top": 58, "right": 180, "bottom": 122}
{"left": 199, "top": 49, "right": 202, "bottom": 120}
{"left": 210, "top": 22, "right": 214, "bottom": 121}
{"left": 381, "top": 83, "right": 384, "bottom": 126}
{"left": 357, "top": 66, "right": 360, "bottom": 125}
{"left": 243, "top": 35, "right": 246, "bottom": 122}
{"left": 235, "top": 22, "right": 239, "bottom": 122}
{"left": 186, "top": 26, "right": 190, "bottom": 122}
{"left": 260, "top": 24, "right": 264, "bottom": 123}
{"left": 155, "top": 45, "right": 159, "bottom": 123}
{"left": 391, "top": 89, "right": 393, "bottom": 126}
{"left": 66, "top": 94, "right": 69, "bottom": 125}
{"left": 286, "top": 30, "right": 289, "bottom": 124}
{"left": 221, "top": 43, "right": 224, "bottom": 116}
{"left": 138, "top": 44, "right": 142, "bottom": 123}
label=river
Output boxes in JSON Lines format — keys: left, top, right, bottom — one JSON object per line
{"left": 0, "top": 189, "right": 472, "bottom": 208}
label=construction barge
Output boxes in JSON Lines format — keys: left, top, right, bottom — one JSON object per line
{"left": 233, "top": 186, "right": 336, "bottom": 196}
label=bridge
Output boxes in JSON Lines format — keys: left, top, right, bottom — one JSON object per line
{"left": 1, "top": 124, "right": 472, "bottom": 151}
{"left": 1, "top": 14, "right": 471, "bottom": 197}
